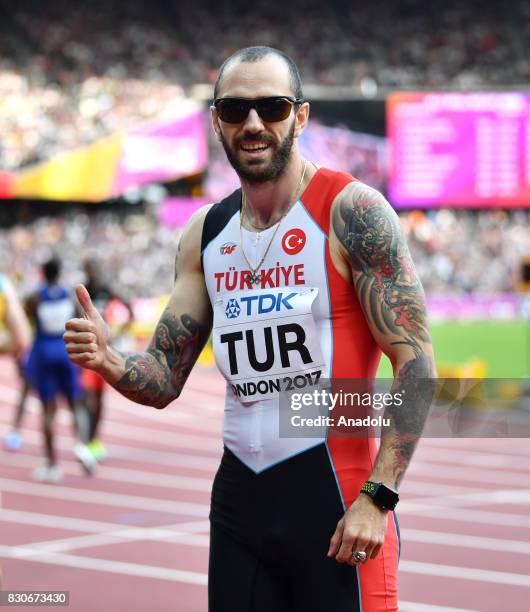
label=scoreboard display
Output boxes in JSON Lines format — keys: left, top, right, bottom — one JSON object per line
{"left": 387, "top": 92, "right": 530, "bottom": 208}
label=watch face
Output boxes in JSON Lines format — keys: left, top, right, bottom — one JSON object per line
{"left": 374, "top": 484, "right": 399, "bottom": 510}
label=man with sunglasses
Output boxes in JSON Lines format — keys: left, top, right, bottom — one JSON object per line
{"left": 64, "top": 46, "right": 435, "bottom": 611}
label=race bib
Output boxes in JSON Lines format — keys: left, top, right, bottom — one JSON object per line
{"left": 213, "top": 286, "right": 325, "bottom": 403}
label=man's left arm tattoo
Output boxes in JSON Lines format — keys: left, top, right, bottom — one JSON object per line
{"left": 332, "top": 183, "right": 436, "bottom": 488}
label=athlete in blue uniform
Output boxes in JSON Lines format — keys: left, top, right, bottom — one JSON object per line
{"left": 26, "top": 258, "right": 93, "bottom": 482}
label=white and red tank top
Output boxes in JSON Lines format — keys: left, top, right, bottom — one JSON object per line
{"left": 201, "top": 168, "right": 382, "bottom": 474}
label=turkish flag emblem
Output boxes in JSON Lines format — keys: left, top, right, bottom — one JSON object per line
{"left": 282, "top": 228, "right": 306, "bottom": 255}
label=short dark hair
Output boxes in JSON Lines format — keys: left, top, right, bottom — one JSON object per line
{"left": 43, "top": 258, "right": 60, "bottom": 283}
{"left": 214, "top": 46, "right": 303, "bottom": 101}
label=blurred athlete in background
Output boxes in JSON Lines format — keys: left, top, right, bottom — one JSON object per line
{"left": 81, "top": 258, "right": 134, "bottom": 461}
{"left": 26, "top": 258, "right": 94, "bottom": 482}
{"left": 1, "top": 273, "right": 32, "bottom": 451}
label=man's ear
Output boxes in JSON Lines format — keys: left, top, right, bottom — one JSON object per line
{"left": 211, "top": 106, "right": 223, "bottom": 141}
{"left": 293, "top": 102, "right": 310, "bottom": 138}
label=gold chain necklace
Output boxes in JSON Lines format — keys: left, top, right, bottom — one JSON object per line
{"left": 239, "top": 160, "right": 307, "bottom": 285}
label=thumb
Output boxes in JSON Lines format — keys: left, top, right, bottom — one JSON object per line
{"left": 76, "top": 284, "right": 100, "bottom": 320}
{"left": 327, "top": 519, "right": 344, "bottom": 557}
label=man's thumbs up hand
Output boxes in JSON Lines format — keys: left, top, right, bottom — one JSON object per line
{"left": 76, "top": 284, "right": 101, "bottom": 322}
{"left": 64, "top": 284, "right": 110, "bottom": 370}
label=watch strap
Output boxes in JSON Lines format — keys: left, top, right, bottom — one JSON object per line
{"left": 361, "top": 481, "right": 378, "bottom": 496}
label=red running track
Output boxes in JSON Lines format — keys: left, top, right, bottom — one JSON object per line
{"left": 1, "top": 357, "right": 529, "bottom": 611}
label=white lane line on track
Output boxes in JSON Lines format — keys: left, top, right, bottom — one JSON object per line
{"left": 0, "top": 508, "right": 143, "bottom": 533}
{"left": 2, "top": 451, "right": 214, "bottom": 492}
{"left": 22, "top": 525, "right": 530, "bottom": 557}
{"left": 6, "top": 424, "right": 530, "bottom": 506}
{"left": 0, "top": 424, "right": 221, "bottom": 472}
{"left": 0, "top": 542, "right": 529, "bottom": 589}
{"left": 5, "top": 433, "right": 526, "bottom": 515}
{"left": 401, "top": 528, "right": 530, "bottom": 554}
{"left": 0, "top": 509, "right": 210, "bottom": 536}
{"left": 402, "top": 488, "right": 530, "bottom": 508}
{"left": 0, "top": 478, "right": 209, "bottom": 518}
{"left": 399, "top": 504, "right": 530, "bottom": 528}
{"left": 408, "top": 460, "right": 530, "bottom": 488}
{"left": 0, "top": 544, "right": 208, "bottom": 585}
{"left": 0, "top": 384, "right": 223, "bottom": 440}
{"left": 399, "top": 603, "right": 480, "bottom": 612}
{"left": 4, "top": 416, "right": 528, "bottom": 496}
{"left": 415, "top": 447, "right": 530, "bottom": 472}
{"left": 418, "top": 438, "right": 530, "bottom": 457}
{"left": 104, "top": 396, "right": 223, "bottom": 434}
{"left": 0, "top": 384, "right": 224, "bottom": 452}
{"left": 5, "top": 395, "right": 529, "bottom": 488}
{"left": 8, "top": 430, "right": 530, "bottom": 510}
{"left": 24, "top": 529, "right": 210, "bottom": 553}
{"left": 3, "top": 388, "right": 528, "bottom": 483}
{"left": 0, "top": 380, "right": 225, "bottom": 429}
{"left": 400, "top": 559, "right": 530, "bottom": 587}
{"left": 4, "top": 506, "right": 529, "bottom": 558}
{"left": 3, "top": 453, "right": 530, "bottom": 530}
{"left": 2, "top": 443, "right": 495, "bottom": 500}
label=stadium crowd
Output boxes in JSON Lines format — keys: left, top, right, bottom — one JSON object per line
{"left": 1, "top": 0, "right": 529, "bottom": 299}
{"left": 0, "top": 213, "right": 177, "bottom": 300}
{"left": 0, "top": 208, "right": 528, "bottom": 300}
{"left": 2, "top": 0, "right": 530, "bottom": 168}
{"left": 403, "top": 209, "right": 529, "bottom": 294}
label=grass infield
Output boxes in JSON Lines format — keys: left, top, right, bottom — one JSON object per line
{"left": 377, "top": 320, "right": 529, "bottom": 379}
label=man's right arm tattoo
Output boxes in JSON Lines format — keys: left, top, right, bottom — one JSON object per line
{"left": 113, "top": 307, "right": 210, "bottom": 408}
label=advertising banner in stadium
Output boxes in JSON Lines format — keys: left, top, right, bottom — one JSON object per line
{"left": 388, "top": 92, "right": 530, "bottom": 208}
{"left": 8, "top": 103, "right": 208, "bottom": 202}
{"left": 114, "top": 109, "right": 208, "bottom": 193}
{"left": 427, "top": 293, "right": 522, "bottom": 320}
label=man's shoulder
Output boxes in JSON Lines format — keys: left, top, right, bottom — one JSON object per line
{"left": 310, "top": 167, "right": 359, "bottom": 213}
{"left": 199, "top": 189, "right": 242, "bottom": 254}
{"left": 176, "top": 202, "right": 219, "bottom": 270}
{"left": 205, "top": 188, "right": 241, "bottom": 217}
{"left": 332, "top": 179, "right": 388, "bottom": 212}
{"left": 181, "top": 203, "right": 216, "bottom": 243}
{"left": 318, "top": 166, "right": 358, "bottom": 184}
{"left": 192, "top": 188, "right": 241, "bottom": 223}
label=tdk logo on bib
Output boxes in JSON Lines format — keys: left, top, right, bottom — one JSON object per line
{"left": 240, "top": 292, "right": 296, "bottom": 317}
{"left": 225, "top": 293, "right": 297, "bottom": 318}
{"left": 225, "top": 299, "right": 241, "bottom": 318}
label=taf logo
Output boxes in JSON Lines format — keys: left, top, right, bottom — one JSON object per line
{"left": 282, "top": 229, "right": 306, "bottom": 255}
{"left": 240, "top": 292, "right": 297, "bottom": 316}
{"left": 220, "top": 242, "right": 237, "bottom": 255}
{"left": 225, "top": 299, "right": 241, "bottom": 318}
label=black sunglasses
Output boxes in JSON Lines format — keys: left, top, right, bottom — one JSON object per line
{"left": 214, "top": 96, "right": 303, "bottom": 124}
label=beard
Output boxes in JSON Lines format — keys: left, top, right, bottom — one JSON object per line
{"left": 220, "top": 119, "right": 296, "bottom": 185}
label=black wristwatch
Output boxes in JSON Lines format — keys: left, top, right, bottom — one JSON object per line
{"left": 360, "top": 481, "right": 399, "bottom": 511}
